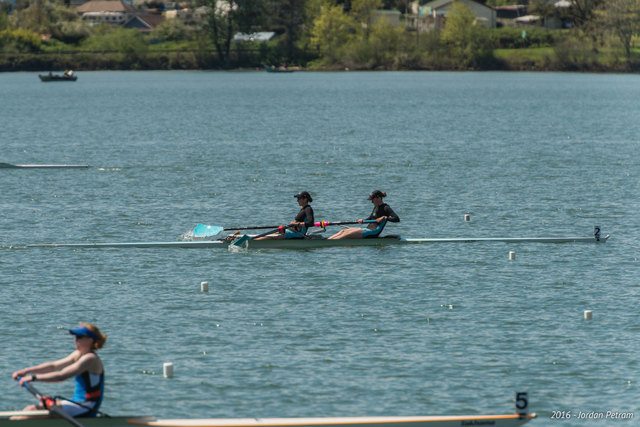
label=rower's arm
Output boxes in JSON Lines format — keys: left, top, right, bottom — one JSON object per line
{"left": 302, "top": 206, "right": 315, "bottom": 228}
{"left": 383, "top": 205, "right": 399, "bottom": 222}
{"left": 12, "top": 351, "right": 79, "bottom": 379}
{"left": 31, "top": 353, "right": 97, "bottom": 383}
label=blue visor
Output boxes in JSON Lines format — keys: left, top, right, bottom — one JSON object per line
{"left": 69, "top": 326, "right": 98, "bottom": 340}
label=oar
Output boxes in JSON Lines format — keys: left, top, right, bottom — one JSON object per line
{"left": 192, "top": 223, "right": 285, "bottom": 238}
{"left": 314, "top": 220, "right": 377, "bottom": 227}
{"left": 193, "top": 220, "right": 378, "bottom": 239}
{"left": 18, "top": 379, "right": 86, "bottom": 427}
{"left": 229, "top": 225, "right": 294, "bottom": 248}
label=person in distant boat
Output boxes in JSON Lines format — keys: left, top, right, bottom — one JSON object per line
{"left": 255, "top": 191, "right": 315, "bottom": 240}
{"left": 328, "top": 190, "right": 399, "bottom": 240}
{"left": 11, "top": 323, "right": 107, "bottom": 418}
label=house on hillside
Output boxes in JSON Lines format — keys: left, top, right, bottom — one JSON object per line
{"left": 514, "top": 0, "right": 573, "bottom": 29}
{"left": 406, "top": 0, "right": 496, "bottom": 31}
{"left": 76, "top": 0, "right": 163, "bottom": 31}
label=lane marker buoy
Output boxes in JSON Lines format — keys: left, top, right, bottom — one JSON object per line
{"left": 163, "top": 362, "right": 174, "bottom": 378}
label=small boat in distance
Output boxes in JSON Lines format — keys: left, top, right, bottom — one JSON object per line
{"left": 39, "top": 70, "right": 77, "bottom": 82}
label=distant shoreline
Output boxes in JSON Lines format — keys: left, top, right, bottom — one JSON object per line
{"left": 1, "top": 51, "right": 638, "bottom": 73}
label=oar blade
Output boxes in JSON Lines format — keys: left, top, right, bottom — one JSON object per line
{"left": 192, "top": 224, "right": 224, "bottom": 238}
{"left": 229, "top": 234, "right": 250, "bottom": 248}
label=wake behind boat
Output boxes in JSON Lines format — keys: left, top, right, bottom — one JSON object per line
{"left": 0, "top": 411, "right": 536, "bottom": 427}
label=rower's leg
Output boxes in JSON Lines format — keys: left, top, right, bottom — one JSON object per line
{"left": 253, "top": 233, "right": 284, "bottom": 240}
{"left": 328, "top": 227, "right": 363, "bottom": 240}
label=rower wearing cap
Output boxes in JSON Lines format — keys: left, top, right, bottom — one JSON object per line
{"left": 11, "top": 323, "right": 107, "bottom": 418}
{"left": 328, "top": 190, "right": 399, "bottom": 240}
{"left": 255, "top": 191, "right": 315, "bottom": 240}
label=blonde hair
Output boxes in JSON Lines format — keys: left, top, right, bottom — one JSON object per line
{"left": 81, "top": 323, "right": 107, "bottom": 350}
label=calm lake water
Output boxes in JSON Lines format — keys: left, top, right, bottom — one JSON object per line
{"left": 0, "top": 71, "right": 638, "bottom": 425}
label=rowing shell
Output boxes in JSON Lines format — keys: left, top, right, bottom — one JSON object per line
{"left": 24, "top": 233, "right": 609, "bottom": 250}
{"left": 0, "top": 412, "right": 536, "bottom": 427}
{"left": 0, "top": 411, "right": 150, "bottom": 427}
{"left": 0, "top": 163, "right": 89, "bottom": 169}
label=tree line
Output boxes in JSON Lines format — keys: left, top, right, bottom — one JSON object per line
{"left": 1, "top": 0, "right": 639, "bottom": 71}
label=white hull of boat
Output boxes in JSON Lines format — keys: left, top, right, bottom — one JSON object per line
{"left": 0, "top": 412, "right": 535, "bottom": 427}
{"left": 0, "top": 163, "right": 89, "bottom": 169}
{"left": 25, "top": 233, "right": 609, "bottom": 250}
{"left": 0, "top": 412, "right": 149, "bottom": 427}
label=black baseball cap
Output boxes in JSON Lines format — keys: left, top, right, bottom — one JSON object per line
{"left": 294, "top": 191, "right": 312, "bottom": 202}
{"left": 368, "top": 190, "right": 385, "bottom": 200}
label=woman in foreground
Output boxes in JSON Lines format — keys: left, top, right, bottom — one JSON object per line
{"left": 12, "top": 323, "right": 107, "bottom": 418}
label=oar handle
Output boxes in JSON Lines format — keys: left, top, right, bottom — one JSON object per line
{"left": 314, "top": 220, "right": 377, "bottom": 227}
{"left": 20, "top": 379, "right": 44, "bottom": 400}
{"left": 17, "top": 378, "right": 86, "bottom": 427}
{"left": 251, "top": 224, "right": 292, "bottom": 239}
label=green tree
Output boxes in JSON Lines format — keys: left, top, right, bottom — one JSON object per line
{"left": 269, "top": 0, "right": 307, "bottom": 63}
{"left": 201, "top": 0, "right": 269, "bottom": 67}
{"left": 350, "top": 0, "right": 381, "bottom": 39}
{"left": 598, "top": 0, "right": 640, "bottom": 66}
{"left": 366, "top": 18, "right": 404, "bottom": 68}
{"left": 440, "top": 2, "right": 492, "bottom": 69}
{"left": 569, "top": 0, "right": 605, "bottom": 27}
{"left": 0, "top": 11, "right": 9, "bottom": 31}
{"left": 310, "top": 2, "right": 357, "bottom": 64}
{"left": 202, "top": 0, "right": 237, "bottom": 67}
{"left": 81, "top": 27, "right": 148, "bottom": 66}
{"left": 0, "top": 28, "right": 42, "bottom": 52}
{"left": 150, "top": 19, "right": 192, "bottom": 42}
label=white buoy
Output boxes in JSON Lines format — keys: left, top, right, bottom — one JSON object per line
{"left": 163, "top": 362, "right": 174, "bottom": 378}
{"left": 584, "top": 310, "right": 593, "bottom": 320}
{"left": 508, "top": 251, "right": 516, "bottom": 260}
{"left": 464, "top": 213, "right": 471, "bottom": 222}
{"left": 200, "top": 281, "right": 209, "bottom": 292}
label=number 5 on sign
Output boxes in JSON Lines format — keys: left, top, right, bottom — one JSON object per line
{"left": 515, "top": 392, "right": 528, "bottom": 415}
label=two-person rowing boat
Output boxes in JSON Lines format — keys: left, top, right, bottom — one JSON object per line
{"left": 14, "top": 189, "right": 609, "bottom": 249}
{"left": 244, "top": 190, "right": 398, "bottom": 242}
{"left": 199, "top": 189, "right": 399, "bottom": 248}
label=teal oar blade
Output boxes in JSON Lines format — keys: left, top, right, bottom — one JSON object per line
{"left": 230, "top": 234, "right": 251, "bottom": 247}
{"left": 192, "top": 224, "right": 224, "bottom": 238}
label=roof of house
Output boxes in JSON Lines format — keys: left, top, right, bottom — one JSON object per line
{"left": 423, "top": 0, "right": 492, "bottom": 11}
{"left": 515, "top": 14, "right": 540, "bottom": 23}
{"left": 76, "top": 0, "right": 135, "bottom": 13}
{"left": 133, "top": 12, "right": 164, "bottom": 29}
